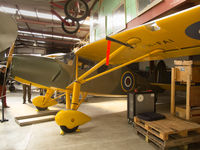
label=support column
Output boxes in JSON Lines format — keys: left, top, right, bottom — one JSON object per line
{"left": 71, "top": 82, "right": 81, "bottom": 110}
{"left": 171, "top": 68, "right": 176, "bottom": 115}
{"left": 186, "top": 74, "right": 191, "bottom": 120}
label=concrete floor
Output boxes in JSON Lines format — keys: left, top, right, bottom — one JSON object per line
{"left": 0, "top": 91, "right": 200, "bottom": 150}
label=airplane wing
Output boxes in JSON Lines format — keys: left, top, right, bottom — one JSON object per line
{"left": 0, "top": 12, "right": 18, "bottom": 52}
{"left": 75, "top": 5, "right": 200, "bottom": 65}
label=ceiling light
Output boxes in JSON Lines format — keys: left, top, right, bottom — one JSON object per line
{"left": 37, "top": 41, "right": 46, "bottom": 44}
{"left": 18, "top": 30, "right": 81, "bottom": 41}
{"left": 20, "top": 38, "right": 34, "bottom": 42}
{"left": 20, "top": 10, "right": 37, "bottom": 18}
{"left": 0, "top": 6, "right": 16, "bottom": 14}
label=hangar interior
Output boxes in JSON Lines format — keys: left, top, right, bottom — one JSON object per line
{"left": 1, "top": 0, "right": 200, "bottom": 150}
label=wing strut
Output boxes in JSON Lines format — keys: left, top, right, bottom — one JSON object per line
{"left": 82, "top": 49, "right": 163, "bottom": 84}
{"left": 106, "top": 36, "right": 134, "bottom": 48}
{"left": 69, "top": 48, "right": 163, "bottom": 110}
{"left": 77, "top": 38, "right": 137, "bottom": 82}
{"left": 56, "top": 42, "right": 163, "bottom": 133}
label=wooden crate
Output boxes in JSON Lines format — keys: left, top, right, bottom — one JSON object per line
{"left": 190, "top": 86, "right": 200, "bottom": 106}
{"left": 176, "top": 106, "right": 200, "bottom": 123}
{"left": 134, "top": 114, "right": 200, "bottom": 149}
{"left": 174, "top": 60, "right": 200, "bottom": 83}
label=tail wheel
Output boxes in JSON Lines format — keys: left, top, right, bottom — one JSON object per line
{"left": 60, "top": 125, "right": 79, "bottom": 133}
{"left": 61, "top": 17, "right": 80, "bottom": 34}
{"left": 64, "top": 0, "right": 89, "bottom": 21}
{"left": 36, "top": 106, "right": 48, "bottom": 111}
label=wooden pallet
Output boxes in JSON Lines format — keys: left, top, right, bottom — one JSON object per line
{"left": 15, "top": 110, "right": 59, "bottom": 126}
{"left": 134, "top": 114, "right": 200, "bottom": 150}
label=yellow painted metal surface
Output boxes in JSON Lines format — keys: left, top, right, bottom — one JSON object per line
{"left": 32, "top": 96, "right": 58, "bottom": 108}
{"left": 80, "top": 50, "right": 162, "bottom": 85}
{"left": 6, "top": 42, "right": 15, "bottom": 68}
{"left": 77, "top": 44, "right": 129, "bottom": 82}
{"left": 77, "top": 92, "right": 88, "bottom": 108}
{"left": 44, "top": 89, "right": 55, "bottom": 102}
{"left": 65, "top": 91, "right": 71, "bottom": 109}
{"left": 76, "top": 5, "right": 200, "bottom": 65}
{"left": 71, "top": 82, "right": 81, "bottom": 110}
{"left": 75, "top": 55, "right": 79, "bottom": 80}
{"left": 60, "top": 130, "right": 65, "bottom": 135}
{"left": 55, "top": 110, "right": 91, "bottom": 129}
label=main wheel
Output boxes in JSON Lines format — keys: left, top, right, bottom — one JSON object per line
{"left": 9, "top": 84, "right": 15, "bottom": 92}
{"left": 60, "top": 125, "right": 79, "bottom": 133}
{"left": 36, "top": 106, "right": 48, "bottom": 111}
{"left": 64, "top": 0, "right": 89, "bottom": 21}
{"left": 61, "top": 17, "right": 80, "bottom": 34}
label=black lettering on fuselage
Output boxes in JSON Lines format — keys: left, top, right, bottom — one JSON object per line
{"left": 146, "top": 39, "right": 175, "bottom": 47}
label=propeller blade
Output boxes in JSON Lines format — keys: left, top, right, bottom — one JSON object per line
{"left": 0, "top": 12, "right": 18, "bottom": 53}
{"left": 6, "top": 42, "right": 15, "bottom": 68}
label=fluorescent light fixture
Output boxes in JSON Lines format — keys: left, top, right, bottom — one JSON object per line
{"left": 20, "top": 10, "right": 37, "bottom": 18}
{"left": 17, "top": 54, "right": 42, "bottom": 56}
{"left": 37, "top": 41, "right": 46, "bottom": 44}
{"left": 0, "top": 6, "right": 90, "bottom": 25}
{"left": 18, "top": 30, "right": 30, "bottom": 34}
{"left": 18, "top": 30, "right": 81, "bottom": 41}
{"left": 0, "top": 6, "right": 16, "bottom": 14}
{"left": 37, "top": 12, "right": 60, "bottom": 21}
{"left": 45, "top": 53, "right": 66, "bottom": 57}
{"left": 20, "top": 38, "right": 35, "bottom": 42}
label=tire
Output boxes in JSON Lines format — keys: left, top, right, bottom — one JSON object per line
{"left": 61, "top": 17, "right": 80, "bottom": 34}
{"left": 64, "top": 0, "right": 89, "bottom": 21}
{"left": 60, "top": 125, "right": 79, "bottom": 133}
{"left": 36, "top": 106, "right": 48, "bottom": 111}
{"left": 9, "top": 85, "right": 15, "bottom": 92}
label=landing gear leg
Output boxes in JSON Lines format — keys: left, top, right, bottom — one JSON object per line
{"left": 32, "top": 88, "right": 57, "bottom": 110}
{"left": 55, "top": 82, "right": 90, "bottom": 134}
{"left": 65, "top": 90, "right": 71, "bottom": 110}
{"left": 71, "top": 81, "right": 81, "bottom": 110}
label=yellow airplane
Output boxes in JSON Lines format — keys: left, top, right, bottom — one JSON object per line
{"left": 1, "top": 5, "right": 200, "bottom": 133}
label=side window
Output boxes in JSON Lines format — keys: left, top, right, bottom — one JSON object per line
{"left": 136, "top": 0, "right": 163, "bottom": 16}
